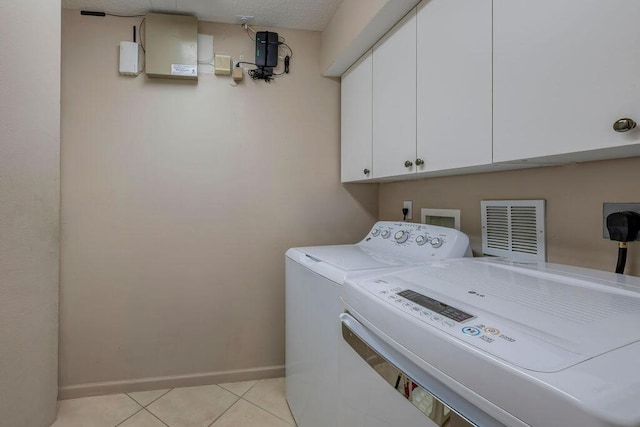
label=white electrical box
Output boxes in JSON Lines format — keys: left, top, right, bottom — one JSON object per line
{"left": 145, "top": 13, "right": 198, "bottom": 80}
{"left": 421, "top": 208, "right": 461, "bottom": 230}
{"left": 119, "top": 41, "right": 143, "bottom": 76}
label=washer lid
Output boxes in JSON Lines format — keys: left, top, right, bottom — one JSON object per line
{"left": 345, "top": 259, "right": 640, "bottom": 372}
{"left": 298, "top": 245, "right": 423, "bottom": 271}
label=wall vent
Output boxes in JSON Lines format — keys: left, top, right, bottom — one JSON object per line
{"left": 481, "top": 200, "right": 546, "bottom": 262}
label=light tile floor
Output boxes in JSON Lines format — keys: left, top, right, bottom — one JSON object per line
{"left": 52, "top": 378, "right": 297, "bottom": 427}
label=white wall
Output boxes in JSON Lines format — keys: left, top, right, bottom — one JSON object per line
{"left": 0, "top": 1, "right": 61, "bottom": 426}
{"left": 60, "top": 11, "right": 378, "bottom": 396}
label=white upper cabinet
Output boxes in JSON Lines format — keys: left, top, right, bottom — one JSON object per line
{"left": 372, "top": 9, "right": 417, "bottom": 179}
{"left": 494, "top": 0, "right": 640, "bottom": 163}
{"left": 416, "top": 0, "right": 492, "bottom": 172}
{"left": 341, "top": 50, "right": 373, "bottom": 183}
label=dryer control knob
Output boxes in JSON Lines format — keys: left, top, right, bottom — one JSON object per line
{"left": 381, "top": 230, "right": 390, "bottom": 238}
{"left": 430, "top": 237, "right": 443, "bottom": 248}
{"left": 371, "top": 229, "right": 380, "bottom": 237}
{"left": 394, "top": 231, "right": 409, "bottom": 243}
{"left": 416, "top": 235, "right": 427, "bottom": 246}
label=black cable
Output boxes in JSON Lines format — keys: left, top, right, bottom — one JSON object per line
{"left": 139, "top": 18, "right": 146, "bottom": 52}
{"left": 616, "top": 243, "right": 628, "bottom": 274}
{"left": 279, "top": 42, "right": 293, "bottom": 58}
{"left": 80, "top": 11, "right": 145, "bottom": 17}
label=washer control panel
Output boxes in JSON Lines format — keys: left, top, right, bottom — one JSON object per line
{"left": 351, "top": 277, "right": 583, "bottom": 372}
{"left": 360, "top": 221, "right": 470, "bottom": 260}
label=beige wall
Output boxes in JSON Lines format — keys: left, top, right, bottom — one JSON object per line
{"left": 320, "top": 0, "right": 388, "bottom": 73}
{"left": 379, "top": 157, "right": 640, "bottom": 276}
{"left": 0, "top": 1, "right": 60, "bottom": 425}
{"left": 320, "top": 0, "right": 420, "bottom": 76}
{"left": 60, "top": 11, "right": 378, "bottom": 393}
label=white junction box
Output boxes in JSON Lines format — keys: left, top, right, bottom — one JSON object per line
{"left": 421, "top": 208, "right": 461, "bottom": 230}
{"left": 119, "top": 41, "right": 143, "bottom": 76}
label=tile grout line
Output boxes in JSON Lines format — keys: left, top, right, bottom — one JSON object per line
{"left": 144, "top": 408, "right": 172, "bottom": 427}
{"left": 240, "top": 396, "right": 296, "bottom": 425}
{"left": 238, "top": 380, "right": 259, "bottom": 397}
{"left": 219, "top": 379, "right": 259, "bottom": 398}
{"left": 113, "top": 407, "right": 144, "bottom": 427}
{"left": 128, "top": 388, "right": 173, "bottom": 407}
{"left": 207, "top": 394, "right": 241, "bottom": 427}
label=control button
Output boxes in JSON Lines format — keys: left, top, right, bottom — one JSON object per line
{"left": 394, "top": 231, "right": 409, "bottom": 244}
{"left": 415, "top": 235, "right": 427, "bottom": 246}
{"left": 462, "top": 326, "right": 481, "bottom": 336}
{"left": 411, "top": 307, "right": 421, "bottom": 312}
{"left": 371, "top": 229, "right": 380, "bottom": 237}
{"left": 484, "top": 327, "right": 500, "bottom": 336}
{"left": 393, "top": 298, "right": 403, "bottom": 304}
{"left": 430, "top": 315, "right": 443, "bottom": 322}
{"left": 403, "top": 302, "right": 414, "bottom": 308}
{"left": 430, "top": 237, "right": 443, "bottom": 248}
{"left": 420, "top": 310, "right": 430, "bottom": 316}
{"left": 442, "top": 320, "right": 455, "bottom": 328}
{"left": 381, "top": 230, "right": 390, "bottom": 238}
{"left": 379, "top": 290, "right": 389, "bottom": 295}
{"left": 388, "top": 295, "right": 398, "bottom": 300}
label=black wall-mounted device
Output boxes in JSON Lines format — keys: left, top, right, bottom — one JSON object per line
{"left": 255, "top": 31, "right": 279, "bottom": 68}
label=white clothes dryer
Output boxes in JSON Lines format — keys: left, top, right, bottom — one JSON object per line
{"left": 285, "top": 221, "right": 471, "bottom": 427}
{"left": 340, "top": 257, "right": 640, "bottom": 427}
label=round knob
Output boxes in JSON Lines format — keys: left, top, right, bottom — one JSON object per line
{"left": 363, "top": 168, "right": 370, "bottom": 175}
{"left": 415, "top": 235, "right": 427, "bottom": 246}
{"left": 371, "top": 229, "right": 380, "bottom": 237}
{"left": 613, "top": 118, "right": 637, "bottom": 133}
{"left": 404, "top": 160, "right": 413, "bottom": 168}
{"left": 394, "top": 231, "right": 409, "bottom": 243}
{"left": 381, "top": 230, "right": 390, "bottom": 238}
{"left": 415, "top": 158, "right": 425, "bottom": 166}
{"left": 430, "top": 237, "right": 443, "bottom": 248}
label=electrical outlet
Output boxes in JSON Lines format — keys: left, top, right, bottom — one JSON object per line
{"left": 403, "top": 200, "right": 413, "bottom": 220}
{"left": 603, "top": 203, "right": 640, "bottom": 240}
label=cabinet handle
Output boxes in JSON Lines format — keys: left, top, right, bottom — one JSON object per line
{"left": 363, "top": 168, "right": 370, "bottom": 175}
{"left": 415, "top": 158, "right": 425, "bottom": 166}
{"left": 404, "top": 160, "right": 413, "bottom": 168}
{"left": 613, "top": 118, "right": 637, "bottom": 132}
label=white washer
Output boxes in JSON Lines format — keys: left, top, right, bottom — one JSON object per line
{"left": 285, "top": 221, "right": 471, "bottom": 427}
{"left": 340, "top": 258, "right": 640, "bottom": 427}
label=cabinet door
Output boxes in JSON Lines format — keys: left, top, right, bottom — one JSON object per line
{"left": 372, "top": 9, "right": 417, "bottom": 179}
{"left": 416, "top": 0, "right": 492, "bottom": 172}
{"left": 494, "top": 0, "right": 640, "bottom": 163}
{"left": 341, "top": 50, "right": 373, "bottom": 183}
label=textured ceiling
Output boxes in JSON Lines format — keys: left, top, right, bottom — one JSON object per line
{"left": 62, "top": 0, "right": 343, "bottom": 31}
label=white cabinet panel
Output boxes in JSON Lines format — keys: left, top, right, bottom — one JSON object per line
{"left": 372, "top": 10, "right": 417, "bottom": 179}
{"left": 416, "top": 0, "right": 492, "bottom": 171}
{"left": 494, "top": 0, "right": 640, "bottom": 163}
{"left": 341, "top": 51, "right": 373, "bottom": 183}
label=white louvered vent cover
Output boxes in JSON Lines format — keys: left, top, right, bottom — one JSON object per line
{"left": 481, "top": 200, "right": 546, "bottom": 262}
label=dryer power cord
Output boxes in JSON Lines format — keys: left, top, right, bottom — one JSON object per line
{"left": 606, "top": 211, "right": 640, "bottom": 274}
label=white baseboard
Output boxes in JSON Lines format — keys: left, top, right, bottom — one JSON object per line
{"left": 58, "top": 365, "right": 285, "bottom": 400}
